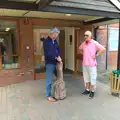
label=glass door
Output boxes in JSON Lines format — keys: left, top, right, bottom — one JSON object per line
{"left": 33, "top": 28, "right": 50, "bottom": 79}
{"left": 0, "top": 20, "right": 19, "bottom": 70}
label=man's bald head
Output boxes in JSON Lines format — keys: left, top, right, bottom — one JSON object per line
{"left": 84, "top": 31, "right": 92, "bottom": 37}
{"left": 84, "top": 31, "right": 92, "bottom": 42}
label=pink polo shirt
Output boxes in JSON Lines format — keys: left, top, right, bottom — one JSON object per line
{"left": 79, "top": 39, "right": 104, "bottom": 66}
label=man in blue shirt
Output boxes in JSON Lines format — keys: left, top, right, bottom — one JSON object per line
{"left": 43, "top": 28, "right": 62, "bottom": 102}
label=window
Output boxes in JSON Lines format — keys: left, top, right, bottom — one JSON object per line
{"left": 108, "top": 25, "right": 119, "bottom": 70}
{"left": 0, "top": 20, "right": 19, "bottom": 69}
{"left": 108, "top": 27, "right": 119, "bottom": 51}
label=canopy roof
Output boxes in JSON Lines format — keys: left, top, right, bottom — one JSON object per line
{"left": 0, "top": 0, "right": 119, "bottom": 21}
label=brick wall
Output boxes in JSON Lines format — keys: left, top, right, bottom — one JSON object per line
{"left": 0, "top": 18, "right": 34, "bottom": 86}
{"left": 0, "top": 17, "right": 81, "bottom": 86}
{"left": 97, "top": 24, "right": 118, "bottom": 71}
{"left": 0, "top": 69, "right": 33, "bottom": 86}
{"left": 108, "top": 51, "right": 118, "bottom": 70}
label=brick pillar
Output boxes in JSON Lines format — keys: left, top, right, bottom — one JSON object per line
{"left": 19, "top": 18, "right": 34, "bottom": 79}
{"left": 19, "top": 18, "right": 34, "bottom": 69}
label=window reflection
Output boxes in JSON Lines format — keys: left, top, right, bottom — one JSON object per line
{"left": 0, "top": 20, "right": 19, "bottom": 69}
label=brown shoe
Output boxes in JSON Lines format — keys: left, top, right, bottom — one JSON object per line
{"left": 47, "top": 97, "right": 56, "bottom": 102}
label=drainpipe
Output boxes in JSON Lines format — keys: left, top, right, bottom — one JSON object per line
{"left": 106, "top": 25, "right": 109, "bottom": 70}
{"left": 117, "top": 19, "right": 120, "bottom": 70}
{"left": 93, "top": 26, "right": 97, "bottom": 40}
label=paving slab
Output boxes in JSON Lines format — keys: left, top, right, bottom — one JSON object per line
{"left": 0, "top": 74, "right": 120, "bottom": 120}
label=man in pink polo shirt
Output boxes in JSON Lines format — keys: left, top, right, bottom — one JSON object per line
{"left": 79, "top": 31, "right": 106, "bottom": 98}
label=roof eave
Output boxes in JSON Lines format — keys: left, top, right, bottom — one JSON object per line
{"left": 41, "top": 5, "right": 120, "bottom": 19}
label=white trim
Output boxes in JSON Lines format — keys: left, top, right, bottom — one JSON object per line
{"left": 109, "top": 50, "right": 118, "bottom": 52}
{"left": 84, "top": 17, "right": 104, "bottom": 22}
{"left": 93, "top": 19, "right": 119, "bottom": 26}
{"left": 109, "top": 0, "right": 120, "bottom": 10}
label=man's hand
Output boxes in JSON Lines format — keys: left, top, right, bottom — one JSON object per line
{"left": 56, "top": 56, "right": 62, "bottom": 62}
{"left": 98, "top": 47, "right": 106, "bottom": 56}
{"left": 92, "top": 47, "right": 106, "bottom": 60}
{"left": 79, "top": 49, "right": 83, "bottom": 55}
{"left": 92, "top": 55, "right": 96, "bottom": 60}
{"left": 94, "top": 47, "right": 106, "bottom": 59}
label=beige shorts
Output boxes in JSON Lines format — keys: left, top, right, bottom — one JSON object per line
{"left": 83, "top": 66, "right": 97, "bottom": 85}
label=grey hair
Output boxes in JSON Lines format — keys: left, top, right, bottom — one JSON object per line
{"left": 49, "top": 27, "right": 60, "bottom": 35}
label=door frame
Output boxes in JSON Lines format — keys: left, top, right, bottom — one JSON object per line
{"left": 33, "top": 28, "right": 51, "bottom": 80}
{"left": 74, "top": 26, "right": 92, "bottom": 75}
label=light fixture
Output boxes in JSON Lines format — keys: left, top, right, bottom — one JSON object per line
{"left": 36, "top": 0, "right": 40, "bottom": 4}
{"left": 5, "top": 28, "right": 10, "bottom": 31}
{"left": 65, "top": 14, "right": 71, "bottom": 16}
{"left": 0, "top": 38, "right": 4, "bottom": 42}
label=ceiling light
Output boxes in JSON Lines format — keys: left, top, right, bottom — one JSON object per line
{"left": 5, "top": 28, "right": 10, "bottom": 31}
{"left": 65, "top": 14, "right": 71, "bottom": 16}
{"left": 36, "top": 0, "right": 40, "bottom": 4}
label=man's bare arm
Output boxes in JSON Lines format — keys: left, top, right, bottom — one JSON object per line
{"left": 79, "top": 44, "right": 83, "bottom": 55}
{"left": 96, "top": 47, "right": 106, "bottom": 56}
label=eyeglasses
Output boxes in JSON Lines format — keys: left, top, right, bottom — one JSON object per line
{"left": 84, "top": 34, "right": 89, "bottom": 37}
